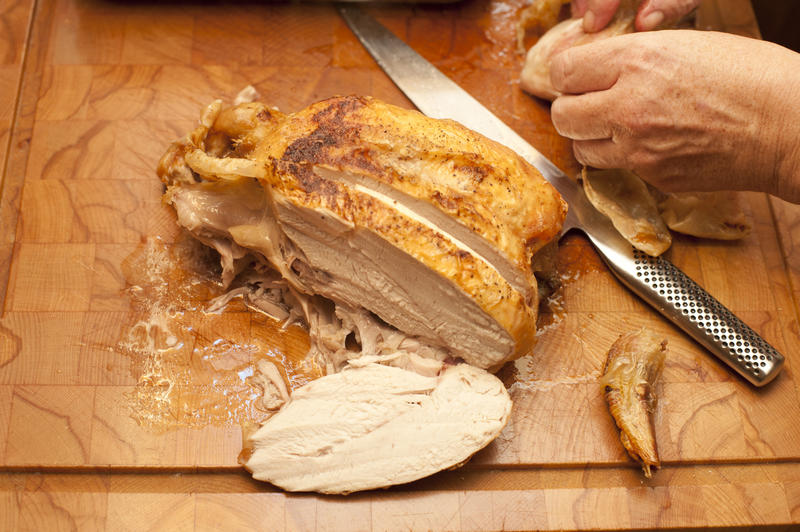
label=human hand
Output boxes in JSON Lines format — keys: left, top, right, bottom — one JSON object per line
{"left": 571, "top": 0, "right": 701, "bottom": 32}
{"left": 549, "top": 30, "right": 800, "bottom": 202}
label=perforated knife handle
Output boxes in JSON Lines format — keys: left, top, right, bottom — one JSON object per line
{"left": 588, "top": 236, "right": 785, "bottom": 386}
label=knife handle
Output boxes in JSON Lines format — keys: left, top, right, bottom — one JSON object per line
{"left": 587, "top": 234, "right": 785, "bottom": 386}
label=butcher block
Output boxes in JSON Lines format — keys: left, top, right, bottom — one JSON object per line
{"left": 1, "top": 0, "right": 800, "bottom": 529}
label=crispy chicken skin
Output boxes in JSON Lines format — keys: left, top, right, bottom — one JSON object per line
{"left": 600, "top": 328, "right": 666, "bottom": 478}
{"left": 256, "top": 96, "right": 566, "bottom": 266}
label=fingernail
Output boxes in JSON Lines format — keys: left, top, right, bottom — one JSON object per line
{"left": 640, "top": 10, "right": 664, "bottom": 30}
{"left": 583, "top": 10, "right": 596, "bottom": 32}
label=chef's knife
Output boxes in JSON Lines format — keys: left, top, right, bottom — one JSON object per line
{"left": 339, "top": 5, "right": 785, "bottom": 387}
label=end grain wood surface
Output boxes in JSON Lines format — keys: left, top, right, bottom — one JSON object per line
{"left": 1, "top": 0, "right": 800, "bottom": 530}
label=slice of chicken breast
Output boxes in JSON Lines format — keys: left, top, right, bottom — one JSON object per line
{"left": 242, "top": 362, "right": 512, "bottom": 494}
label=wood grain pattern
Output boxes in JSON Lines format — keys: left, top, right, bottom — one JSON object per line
{"left": 0, "top": 0, "right": 799, "bottom": 529}
{"left": 107, "top": 492, "right": 195, "bottom": 531}
{"left": 0, "top": 0, "right": 31, "bottom": 187}
{"left": 0, "top": 0, "right": 52, "bottom": 296}
{"left": 5, "top": 385, "right": 94, "bottom": 466}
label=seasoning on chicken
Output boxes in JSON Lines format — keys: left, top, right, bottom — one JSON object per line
{"left": 600, "top": 328, "right": 666, "bottom": 478}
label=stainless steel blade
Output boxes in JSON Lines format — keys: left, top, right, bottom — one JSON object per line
{"left": 338, "top": 5, "right": 785, "bottom": 386}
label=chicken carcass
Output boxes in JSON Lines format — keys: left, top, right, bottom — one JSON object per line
{"left": 158, "top": 95, "right": 566, "bottom": 493}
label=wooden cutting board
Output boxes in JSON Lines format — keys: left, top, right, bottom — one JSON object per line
{"left": 1, "top": 0, "right": 800, "bottom": 529}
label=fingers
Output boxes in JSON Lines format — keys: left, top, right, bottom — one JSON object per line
{"left": 551, "top": 93, "right": 614, "bottom": 140}
{"left": 636, "top": 0, "right": 701, "bottom": 31}
{"left": 572, "top": 139, "right": 628, "bottom": 169}
{"left": 550, "top": 39, "right": 624, "bottom": 95}
{"left": 581, "top": 0, "right": 622, "bottom": 32}
{"left": 575, "top": 0, "right": 701, "bottom": 32}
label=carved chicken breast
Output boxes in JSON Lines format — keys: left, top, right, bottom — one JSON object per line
{"left": 242, "top": 362, "right": 512, "bottom": 494}
{"left": 159, "top": 95, "right": 567, "bottom": 371}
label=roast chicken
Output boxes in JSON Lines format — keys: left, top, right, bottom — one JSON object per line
{"left": 158, "top": 94, "right": 566, "bottom": 493}
{"left": 159, "top": 95, "right": 566, "bottom": 371}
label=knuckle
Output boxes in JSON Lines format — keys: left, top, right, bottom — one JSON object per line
{"left": 616, "top": 103, "right": 653, "bottom": 136}
{"left": 624, "top": 39, "right": 665, "bottom": 75}
{"left": 550, "top": 51, "right": 573, "bottom": 91}
{"left": 622, "top": 114, "right": 645, "bottom": 136}
{"left": 574, "top": 140, "right": 610, "bottom": 168}
{"left": 610, "top": 117, "right": 637, "bottom": 144}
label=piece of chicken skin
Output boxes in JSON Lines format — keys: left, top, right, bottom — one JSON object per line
{"left": 600, "top": 328, "right": 666, "bottom": 478}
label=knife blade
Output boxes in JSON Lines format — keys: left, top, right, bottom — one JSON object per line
{"left": 338, "top": 5, "right": 784, "bottom": 387}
